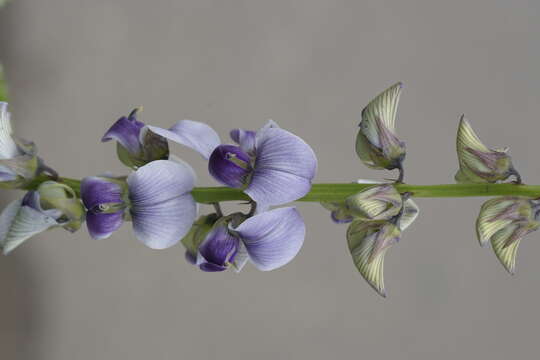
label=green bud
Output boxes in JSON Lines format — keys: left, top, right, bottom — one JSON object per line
{"left": 356, "top": 83, "right": 406, "bottom": 181}
{"left": 455, "top": 116, "right": 520, "bottom": 184}
{"left": 181, "top": 213, "right": 220, "bottom": 261}
{"left": 476, "top": 196, "right": 536, "bottom": 247}
{"left": 475, "top": 196, "right": 540, "bottom": 274}
{"left": 345, "top": 184, "right": 402, "bottom": 221}
{"left": 37, "top": 181, "right": 85, "bottom": 232}
{"left": 347, "top": 220, "right": 401, "bottom": 297}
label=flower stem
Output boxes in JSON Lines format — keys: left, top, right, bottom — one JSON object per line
{"left": 23, "top": 175, "right": 540, "bottom": 203}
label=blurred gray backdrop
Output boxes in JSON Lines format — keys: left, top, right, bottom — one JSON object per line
{"left": 1, "top": 0, "right": 540, "bottom": 359}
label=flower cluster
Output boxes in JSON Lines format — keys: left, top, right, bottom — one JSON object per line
{"left": 327, "top": 182, "right": 419, "bottom": 297}
{"left": 0, "top": 103, "right": 316, "bottom": 275}
{"left": 321, "top": 83, "right": 419, "bottom": 296}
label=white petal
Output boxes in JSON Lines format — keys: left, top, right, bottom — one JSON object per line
{"left": 147, "top": 120, "right": 221, "bottom": 159}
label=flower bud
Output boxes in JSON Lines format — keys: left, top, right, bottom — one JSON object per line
{"left": 196, "top": 220, "right": 240, "bottom": 272}
{"left": 455, "top": 116, "right": 520, "bottom": 183}
{"left": 345, "top": 184, "right": 402, "bottom": 221}
{"left": 347, "top": 221, "right": 401, "bottom": 297}
{"left": 208, "top": 144, "right": 252, "bottom": 188}
{"left": 102, "top": 107, "right": 169, "bottom": 169}
{"left": 476, "top": 196, "right": 540, "bottom": 274}
{"left": 355, "top": 83, "right": 406, "bottom": 182}
{"left": 476, "top": 196, "right": 537, "bottom": 247}
{"left": 37, "top": 181, "right": 85, "bottom": 232}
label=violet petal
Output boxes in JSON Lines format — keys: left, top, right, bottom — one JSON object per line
{"left": 233, "top": 207, "right": 305, "bottom": 271}
{"left": 147, "top": 120, "right": 221, "bottom": 160}
{"left": 208, "top": 145, "right": 252, "bottom": 188}
{"left": 127, "top": 160, "right": 197, "bottom": 249}
{"left": 245, "top": 128, "right": 317, "bottom": 207}
{"left": 102, "top": 116, "right": 145, "bottom": 155}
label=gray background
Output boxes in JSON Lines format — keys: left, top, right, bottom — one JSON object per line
{"left": 1, "top": 0, "right": 540, "bottom": 359}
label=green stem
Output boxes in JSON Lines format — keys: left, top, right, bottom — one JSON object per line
{"left": 24, "top": 174, "right": 540, "bottom": 203}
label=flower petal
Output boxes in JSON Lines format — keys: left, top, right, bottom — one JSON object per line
{"left": 347, "top": 221, "right": 401, "bottom": 297}
{"left": 102, "top": 116, "right": 144, "bottom": 155}
{"left": 85, "top": 212, "right": 124, "bottom": 240}
{"left": 147, "top": 120, "right": 221, "bottom": 159}
{"left": 399, "top": 199, "right": 419, "bottom": 231}
{"left": 230, "top": 129, "right": 256, "bottom": 155}
{"left": 233, "top": 207, "right": 305, "bottom": 271}
{"left": 0, "top": 102, "right": 20, "bottom": 159}
{"left": 208, "top": 145, "right": 252, "bottom": 188}
{"left": 0, "top": 199, "right": 59, "bottom": 254}
{"left": 360, "top": 82, "right": 402, "bottom": 141}
{"left": 245, "top": 128, "right": 317, "bottom": 207}
{"left": 127, "top": 159, "right": 195, "bottom": 204}
{"left": 197, "top": 224, "right": 239, "bottom": 269}
{"left": 232, "top": 242, "right": 250, "bottom": 272}
{"left": 80, "top": 176, "right": 123, "bottom": 210}
{"left": 490, "top": 221, "right": 539, "bottom": 274}
{"left": 127, "top": 160, "right": 197, "bottom": 249}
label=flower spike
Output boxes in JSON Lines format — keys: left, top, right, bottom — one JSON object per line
{"left": 355, "top": 83, "right": 406, "bottom": 182}
{"left": 455, "top": 115, "right": 520, "bottom": 184}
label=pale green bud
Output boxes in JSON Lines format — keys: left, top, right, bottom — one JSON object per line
{"left": 347, "top": 220, "right": 401, "bottom": 297}
{"left": 322, "top": 182, "right": 420, "bottom": 231}
{"left": 37, "top": 181, "right": 85, "bottom": 232}
{"left": 345, "top": 184, "right": 402, "bottom": 221}
{"left": 355, "top": 83, "right": 406, "bottom": 182}
{"left": 475, "top": 196, "right": 540, "bottom": 274}
{"left": 455, "top": 116, "right": 520, "bottom": 184}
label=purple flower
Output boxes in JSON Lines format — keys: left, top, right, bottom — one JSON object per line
{"left": 195, "top": 207, "right": 305, "bottom": 272}
{"left": 147, "top": 120, "right": 317, "bottom": 207}
{"left": 102, "top": 108, "right": 169, "bottom": 169}
{"left": 80, "top": 160, "right": 197, "bottom": 249}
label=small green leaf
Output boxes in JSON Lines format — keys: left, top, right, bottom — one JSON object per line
{"left": 0, "top": 65, "right": 8, "bottom": 102}
{"left": 181, "top": 213, "right": 219, "bottom": 259}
